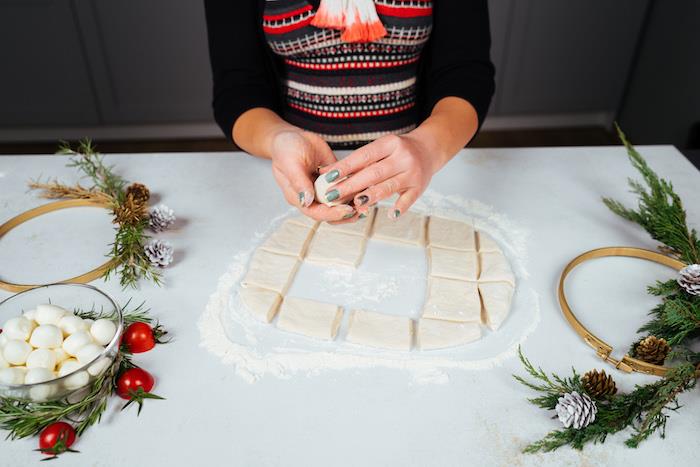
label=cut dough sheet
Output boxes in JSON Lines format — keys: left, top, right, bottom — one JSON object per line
{"left": 276, "top": 297, "right": 343, "bottom": 340}
{"left": 478, "top": 251, "right": 515, "bottom": 286}
{"left": 372, "top": 206, "right": 426, "bottom": 245}
{"left": 422, "top": 277, "right": 481, "bottom": 322}
{"left": 427, "top": 216, "right": 476, "bottom": 251}
{"left": 477, "top": 231, "right": 501, "bottom": 253}
{"left": 318, "top": 206, "right": 376, "bottom": 237}
{"left": 288, "top": 215, "right": 319, "bottom": 230}
{"left": 260, "top": 219, "right": 315, "bottom": 258}
{"left": 479, "top": 282, "right": 515, "bottom": 330}
{"left": 428, "top": 247, "right": 478, "bottom": 281}
{"left": 417, "top": 319, "right": 481, "bottom": 350}
{"left": 241, "top": 249, "right": 300, "bottom": 294}
{"left": 346, "top": 309, "right": 413, "bottom": 351}
{"left": 305, "top": 229, "right": 367, "bottom": 267}
{"left": 239, "top": 287, "right": 282, "bottom": 323}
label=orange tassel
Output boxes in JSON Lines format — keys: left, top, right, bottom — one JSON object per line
{"left": 313, "top": 0, "right": 387, "bottom": 43}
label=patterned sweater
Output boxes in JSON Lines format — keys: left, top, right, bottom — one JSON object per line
{"left": 205, "top": 0, "right": 495, "bottom": 149}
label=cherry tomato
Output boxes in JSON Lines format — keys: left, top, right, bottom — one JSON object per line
{"left": 116, "top": 368, "right": 155, "bottom": 400}
{"left": 122, "top": 322, "right": 156, "bottom": 353}
{"left": 38, "top": 422, "right": 76, "bottom": 458}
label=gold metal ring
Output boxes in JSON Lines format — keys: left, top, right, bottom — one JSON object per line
{"left": 0, "top": 199, "right": 117, "bottom": 293}
{"left": 558, "top": 247, "right": 686, "bottom": 377}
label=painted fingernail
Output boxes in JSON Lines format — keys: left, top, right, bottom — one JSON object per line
{"left": 393, "top": 209, "right": 401, "bottom": 219}
{"left": 325, "top": 189, "right": 339, "bottom": 202}
{"left": 359, "top": 213, "right": 367, "bottom": 219}
{"left": 325, "top": 169, "right": 340, "bottom": 183}
{"left": 357, "top": 195, "right": 369, "bottom": 206}
{"left": 298, "top": 192, "right": 305, "bottom": 206}
{"left": 343, "top": 212, "right": 355, "bottom": 219}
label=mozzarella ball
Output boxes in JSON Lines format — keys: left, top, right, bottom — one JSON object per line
{"left": 0, "top": 352, "right": 8, "bottom": 369}
{"left": 35, "top": 304, "right": 68, "bottom": 326}
{"left": 23, "top": 309, "right": 37, "bottom": 322}
{"left": 88, "top": 357, "right": 112, "bottom": 377}
{"left": 90, "top": 319, "right": 117, "bottom": 346}
{"left": 76, "top": 343, "right": 103, "bottom": 364}
{"left": 26, "top": 348, "right": 57, "bottom": 371}
{"left": 30, "top": 384, "right": 56, "bottom": 402}
{"left": 63, "top": 331, "right": 93, "bottom": 357}
{"left": 24, "top": 367, "right": 54, "bottom": 385}
{"left": 2, "top": 317, "right": 36, "bottom": 341}
{"left": 53, "top": 348, "right": 69, "bottom": 364}
{"left": 63, "top": 370, "right": 89, "bottom": 390}
{"left": 58, "top": 315, "right": 89, "bottom": 337}
{"left": 57, "top": 358, "right": 82, "bottom": 377}
{"left": 29, "top": 325, "right": 63, "bottom": 349}
{"left": 0, "top": 367, "right": 27, "bottom": 385}
{"left": 0, "top": 333, "right": 8, "bottom": 349}
{"left": 83, "top": 319, "right": 94, "bottom": 327}
{"left": 3, "top": 339, "right": 33, "bottom": 365}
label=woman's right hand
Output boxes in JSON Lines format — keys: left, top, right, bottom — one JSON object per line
{"left": 269, "top": 130, "right": 356, "bottom": 222}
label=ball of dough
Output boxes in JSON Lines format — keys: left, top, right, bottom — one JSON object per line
{"left": 313, "top": 173, "right": 347, "bottom": 207}
{"left": 24, "top": 367, "right": 54, "bottom": 385}
{"left": 57, "top": 358, "right": 82, "bottom": 377}
{"left": 76, "top": 343, "right": 103, "bottom": 364}
{"left": 63, "top": 331, "right": 93, "bottom": 357}
{"left": 58, "top": 315, "right": 90, "bottom": 337}
{"left": 29, "top": 325, "right": 64, "bottom": 349}
{"left": 26, "top": 348, "right": 57, "bottom": 371}
{"left": 3, "top": 339, "right": 33, "bottom": 365}
{"left": 35, "top": 304, "right": 68, "bottom": 326}
{"left": 0, "top": 367, "right": 27, "bottom": 385}
{"left": 2, "top": 317, "right": 36, "bottom": 341}
{"left": 90, "top": 319, "right": 117, "bottom": 346}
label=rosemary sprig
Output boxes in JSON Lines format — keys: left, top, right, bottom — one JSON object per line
{"left": 106, "top": 220, "right": 162, "bottom": 289}
{"left": 58, "top": 139, "right": 126, "bottom": 200}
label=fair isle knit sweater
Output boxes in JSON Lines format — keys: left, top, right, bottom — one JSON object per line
{"left": 205, "top": 0, "right": 495, "bottom": 149}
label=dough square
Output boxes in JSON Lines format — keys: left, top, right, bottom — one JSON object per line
{"left": 478, "top": 251, "right": 515, "bottom": 286}
{"left": 477, "top": 231, "right": 501, "bottom": 253}
{"left": 371, "top": 206, "right": 426, "bottom": 245}
{"left": 239, "top": 287, "right": 282, "bottom": 323}
{"left": 318, "top": 206, "right": 376, "bottom": 237}
{"left": 346, "top": 309, "right": 413, "bottom": 351}
{"left": 479, "top": 282, "right": 515, "bottom": 330}
{"left": 417, "top": 319, "right": 481, "bottom": 350}
{"left": 241, "top": 249, "right": 300, "bottom": 294}
{"left": 422, "top": 277, "right": 481, "bottom": 322}
{"left": 427, "top": 216, "right": 476, "bottom": 251}
{"left": 288, "top": 215, "right": 319, "bottom": 230}
{"left": 276, "top": 297, "right": 343, "bottom": 340}
{"left": 305, "top": 229, "right": 367, "bottom": 267}
{"left": 428, "top": 247, "right": 478, "bottom": 281}
{"left": 260, "top": 220, "right": 315, "bottom": 258}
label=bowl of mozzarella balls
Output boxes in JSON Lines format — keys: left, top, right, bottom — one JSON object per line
{"left": 0, "top": 283, "right": 122, "bottom": 402}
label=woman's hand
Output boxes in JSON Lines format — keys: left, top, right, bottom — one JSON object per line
{"left": 269, "top": 129, "right": 355, "bottom": 222}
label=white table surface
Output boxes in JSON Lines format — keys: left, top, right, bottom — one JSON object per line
{"left": 0, "top": 146, "right": 699, "bottom": 466}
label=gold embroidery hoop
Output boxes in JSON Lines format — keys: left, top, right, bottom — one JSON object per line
{"left": 0, "top": 199, "right": 117, "bottom": 293}
{"left": 558, "top": 246, "right": 687, "bottom": 377}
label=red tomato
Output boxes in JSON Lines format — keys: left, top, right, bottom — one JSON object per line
{"left": 122, "top": 322, "right": 156, "bottom": 353}
{"left": 38, "top": 422, "right": 76, "bottom": 457}
{"left": 116, "top": 368, "right": 155, "bottom": 400}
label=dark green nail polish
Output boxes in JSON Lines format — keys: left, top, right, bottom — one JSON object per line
{"left": 357, "top": 195, "right": 369, "bottom": 206}
{"left": 359, "top": 213, "right": 367, "bottom": 219}
{"left": 325, "top": 169, "right": 340, "bottom": 183}
{"left": 298, "top": 192, "right": 305, "bottom": 205}
{"left": 394, "top": 209, "right": 401, "bottom": 218}
{"left": 343, "top": 212, "right": 355, "bottom": 219}
{"left": 326, "top": 189, "right": 339, "bottom": 202}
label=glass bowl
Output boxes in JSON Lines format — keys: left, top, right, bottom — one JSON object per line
{"left": 0, "top": 283, "right": 122, "bottom": 402}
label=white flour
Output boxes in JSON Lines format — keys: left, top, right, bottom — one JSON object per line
{"left": 198, "top": 189, "right": 540, "bottom": 384}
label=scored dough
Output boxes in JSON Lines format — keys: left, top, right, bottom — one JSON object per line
{"left": 239, "top": 287, "right": 282, "bottom": 323}
{"left": 477, "top": 231, "right": 501, "bottom": 253}
{"left": 318, "top": 206, "right": 376, "bottom": 237}
{"left": 306, "top": 229, "right": 367, "bottom": 267}
{"left": 417, "top": 319, "right": 481, "bottom": 350}
{"left": 276, "top": 297, "right": 343, "bottom": 340}
{"left": 428, "top": 247, "right": 478, "bottom": 281}
{"left": 346, "top": 309, "right": 413, "bottom": 351}
{"left": 288, "top": 215, "right": 319, "bottom": 230}
{"left": 479, "top": 251, "right": 515, "bottom": 286}
{"left": 260, "top": 219, "right": 315, "bottom": 258}
{"left": 423, "top": 277, "right": 481, "bottom": 322}
{"left": 241, "top": 249, "right": 300, "bottom": 294}
{"left": 479, "top": 282, "right": 515, "bottom": 330}
{"left": 372, "top": 206, "right": 426, "bottom": 245}
{"left": 427, "top": 216, "right": 476, "bottom": 251}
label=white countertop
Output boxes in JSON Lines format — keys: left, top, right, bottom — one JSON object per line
{"left": 1, "top": 146, "right": 699, "bottom": 466}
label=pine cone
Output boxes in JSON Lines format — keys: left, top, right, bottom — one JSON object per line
{"left": 113, "top": 193, "right": 148, "bottom": 226}
{"left": 125, "top": 182, "right": 150, "bottom": 204}
{"left": 149, "top": 204, "right": 176, "bottom": 232}
{"left": 555, "top": 391, "right": 597, "bottom": 429}
{"left": 144, "top": 239, "right": 174, "bottom": 268}
{"left": 677, "top": 264, "right": 700, "bottom": 296}
{"left": 582, "top": 369, "right": 617, "bottom": 398}
{"left": 634, "top": 336, "right": 671, "bottom": 365}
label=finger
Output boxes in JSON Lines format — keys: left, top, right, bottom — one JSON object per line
{"left": 354, "top": 173, "right": 408, "bottom": 210}
{"left": 272, "top": 135, "right": 317, "bottom": 208}
{"left": 302, "top": 203, "right": 356, "bottom": 222}
{"left": 326, "top": 158, "right": 401, "bottom": 204}
{"left": 318, "top": 135, "right": 400, "bottom": 180}
{"left": 393, "top": 188, "right": 422, "bottom": 218}
{"left": 304, "top": 132, "right": 337, "bottom": 168}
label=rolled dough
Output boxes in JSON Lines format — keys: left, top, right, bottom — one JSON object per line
{"left": 416, "top": 319, "right": 481, "bottom": 350}
{"left": 422, "top": 277, "right": 481, "bottom": 322}
{"left": 427, "top": 216, "right": 476, "bottom": 251}
{"left": 371, "top": 206, "right": 426, "bottom": 245}
{"left": 288, "top": 214, "right": 319, "bottom": 230}
{"left": 314, "top": 173, "right": 347, "bottom": 206}
{"left": 428, "top": 247, "right": 478, "bottom": 281}
{"left": 346, "top": 309, "right": 413, "bottom": 351}
{"left": 478, "top": 251, "right": 515, "bottom": 286}
{"left": 276, "top": 297, "right": 343, "bottom": 340}
{"left": 477, "top": 231, "right": 501, "bottom": 253}
{"left": 260, "top": 219, "right": 315, "bottom": 258}
{"left": 239, "top": 287, "right": 282, "bottom": 323}
{"left": 478, "top": 282, "right": 515, "bottom": 330}
{"left": 318, "top": 206, "right": 376, "bottom": 237}
{"left": 306, "top": 229, "right": 367, "bottom": 267}
{"left": 241, "top": 249, "right": 300, "bottom": 294}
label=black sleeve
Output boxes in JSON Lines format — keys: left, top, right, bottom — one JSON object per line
{"left": 422, "top": 0, "right": 495, "bottom": 127}
{"left": 204, "top": 0, "right": 280, "bottom": 141}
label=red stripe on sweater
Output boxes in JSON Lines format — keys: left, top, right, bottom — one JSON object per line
{"left": 288, "top": 102, "right": 415, "bottom": 119}
{"left": 375, "top": 4, "right": 432, "bottom": 18}
{"left": 284, "top": 56, "right": 419, "bottom": 70}
{"left": 263, "top": 5, "right": 313, "bottom": 22}
{"left": 263, "top": 16, "right": 314, "bottom": 34}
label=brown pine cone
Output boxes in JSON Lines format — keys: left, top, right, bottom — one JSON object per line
{"left": 582, "top": 369, "right": 617, "bottom": 397}
{"left": 125, "top": 182, "right": 150, "bottom": 204}
{"left": 113, "top": 193, "right": 148, "bottom": 226}
{"left": 634, "top": 336, "right": 671, "bottom": 365}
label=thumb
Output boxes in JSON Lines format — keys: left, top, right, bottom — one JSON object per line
{"left": 271, "top": 132, "right": 317, "bottom": 208}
